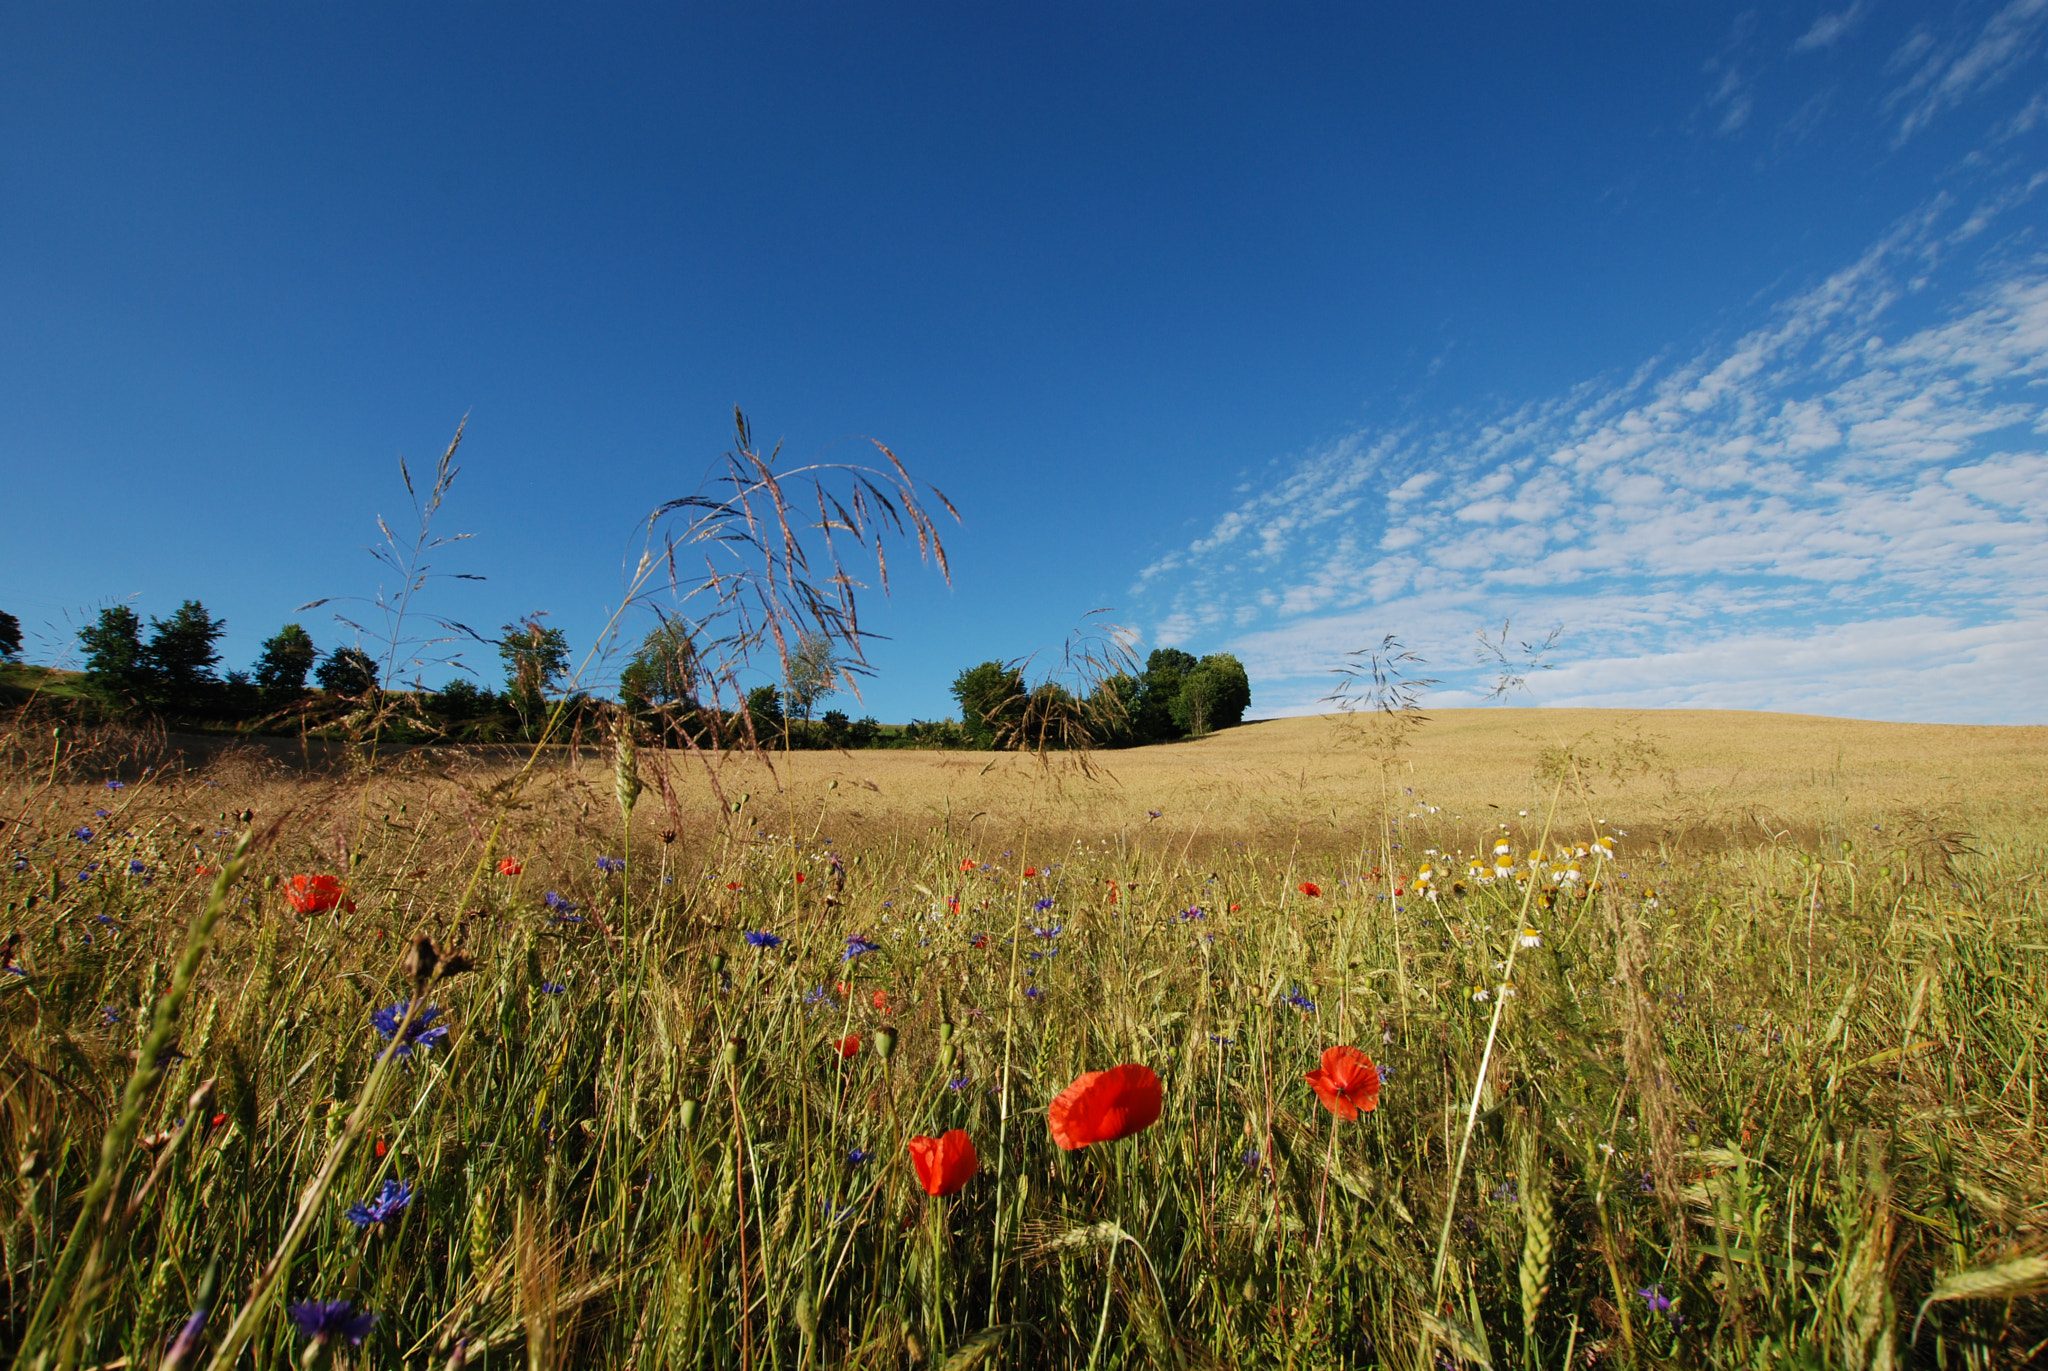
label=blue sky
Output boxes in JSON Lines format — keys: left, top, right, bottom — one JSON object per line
{"left": 3, "top": 3, "right": 2044, "bottom": 724}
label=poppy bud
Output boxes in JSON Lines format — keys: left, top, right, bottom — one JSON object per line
{"left": 721, "top": 1036, "right": 746, "bottom": 1066}
{"left": 236, "top": 809, "right": 254, "bottom": 824}
{"left": 938, "top": 1043, "right": 957, "bottom": 1070}
{"left": 873, "top": 1026, "right": 898, "bottom": 1061}
{"left": 708, "top": 953, "right": 728, "bottom": 975}
{"left": 350, "top": 852, "right": 365, "bottom": 868}
{"left": 679, "top": 1098, "right": 701, "bottom": 1132}
{"left": 795, "top": 1290, "right": 817, "bottom": 1338}
{"left": 939, "top": 1020, "right": 955, "bottom": 1043}
{"left": 262, "top": 874, "right": 277, "bottom": 892}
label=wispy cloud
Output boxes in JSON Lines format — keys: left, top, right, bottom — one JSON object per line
{"left": 1887, "top": 0, "right": 2048, "bottom": 143}
{"left": 1795, "top": 3, "right": 1868, "bottom": 54}
{"left": 1135, "top": 190, "right": 2048, "bottom": 725}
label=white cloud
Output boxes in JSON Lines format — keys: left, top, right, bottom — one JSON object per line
{"left": 1887, "top": 0, "right": 2048, "bottom": 143}
{"left": 1795, "top": 3, "right": 1868, "bottom": 54}
{"left": 1136, "top": 188, "right": 2048, "bottom": 726}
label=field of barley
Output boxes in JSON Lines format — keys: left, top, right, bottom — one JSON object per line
{"left": 2, "top": 706, "right": 2044, "bottom": 1369}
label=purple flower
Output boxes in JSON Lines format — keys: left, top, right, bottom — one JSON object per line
{"left": 1637, "top": 1285, "right": 1676, "bottom": 1319}
{"left": 1031, "top": 924, "right": 1061, "bottom": 940}
{"left": 1032, "top": 896, "right": 1055, "bottom": 912}
{"left": 162, "top": 1306, "right": 207, "bottom": 1365}
{"left": 370, "top": 1001, "right": 448, "bottom": 1056}
{"left": 346, "top": 1177, "right": 413, "bottom": 1227}
{"left": 537, "top": 981, "right": 567, "bottom": 995}
{"left": 841, "top": 937, "right": 882, "bottom": 961}
{"left": 542, "top": 891, "right": 582, "bottom": 924}
{"left": 743, "top": 930, "right": 782, "bottom": 949}
{"left": 595, "top": 856, "right": 625, "bottom": 874}
{"left": 1177, "top": 906, "right": 1205, "bottom": 921}
{"left": 947, "top": 1075, "right": 971, "bottom": 1090}
{"left": 287, "top": 1299, "right": 376, "bottom": 1346}
{"left": 1286, "top": 988, "right": 1317, "bottom": 1012}
{"left": 128, "top": 859, "right": 148, "bottom": 875}
{"left": 72, "top": 827, "right": 94, "bottom": 843}
{"left": 846, "top": 1148, "right": 870, "bottom": 1166}
{"left": 105, "top": 780, "right": 125, "bottom": 791}
{"left": 1023, "top": 986, "right": 1043, "bottom": 1000}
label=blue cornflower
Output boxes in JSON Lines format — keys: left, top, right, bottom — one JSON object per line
{"left": 1208, "top": 1034, "right": 1233, "bottom": 1047}
{"left": 72, "top": 827, "right": 94, "bottom": 843}
{"left": 947, "top": 1075, "right": 971, "bottom": 1090}
{"left": 595, "top": 856, "right": 626, "bottom": 873}
{"left": 1242, "top": 1148, "right": 1261, "bottom": 1168}
{"left": 743, "top": 930, "right": 782, "bottom": 949}
{"left": 1378, "top": 1065, "right": 1396, "bottom": 1083}
{"left": 1285, "top": 988, "right": 1317, "bottom": 1013}
{"left": 105, "top": 780, "right": 124, "bottom": 791}
{"left": 370, "top": 1001, "right": 448, "bottom": 1056}
{"left": 10, "top": 855, "right": 25, "bottom": 873}
{"left": 1024, "top": 986, "right": 1043, "bottom": 1000}
{"left": 1177, "top": 906, "right": 1205, "bottom": 921}
{"left": 1031, "top": 924, "right": 1061, "bottom": 939}
{"left": 841, "top": 937, "right": 882, "bottom": 961}
{"left": 1032, "top": 896, "right": 1055, "bottom": 912}
{"left": 1147, "top": 810, "right": 1162, "bottom": 819}
{"left": 346, "top": 1178, "right": 413, "bottom": 1227}
{"left": 803, "top": 985, "right": 837, "bottom": 1009}
{"left": 77, "top": 866, "right": 98, "bottom": 884}
{"left": 100, "top": 1005, "right": 122, "bottom": 1026}
{"left": 846, "top": 1148, "right": 870, "bottom": 1166}
{"left": 538, "top": 981, "right": 567, "bottom": 995}
{"left": 287, "top": 1299, "right": 376, "bottom": 1347}
{"left": 1636, "top": 1285, "right": 1680, "bottom": 1324}
{"left": 128, "top": 859, "right": 147, "bottom": 875}
{"left": 542, "top": 891, "right": 583, "bottom": 924}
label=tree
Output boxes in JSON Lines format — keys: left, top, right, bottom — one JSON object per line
{"left": 1133, "top": 648, "right": 1197, "bottom": 743}
{"left": 141, "top": 600, "right": 227, "bottom": 714}
{"left": 253, "top": 624, "right": 319, "bottom": 704}
{"left": 784, "top": 632, "right": 839, "bottom": 723}
{"left": 950, "top": 660, "right": 1025, "bottom": 748}
{"left": 619, "top": 620, "right": 700, "bottom": 710}
{"left": 79, "top": 606, "right": 146, "bottom": 703}
{"left": 317, "top": 646, "right": 378, "bottom": 696}
{"left": 499, "top": 614, "right": 570, "bottom": 734}
{"left": 434, "top": 677, "right": 496, "bottom": 721}
{"left": 743, "top": 685, "right": 785, "bottom": 745}
{"left": 0, "top": 611, "right": 21, "bottom": 663}
{"left": 1172, "top": 653, "right": 1252, "bottom": 737}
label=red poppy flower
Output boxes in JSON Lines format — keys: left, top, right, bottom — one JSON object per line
{"left": 1303, "top": 1045, "right": 1382, "bottom": 1122}
{"left": 283, "top": 874, "right": 354, "bottom": 914}
{"left": 1393, "top": 887, "right": 1405, "bottom": 897}
{"left": 960, "top": 858, "right": 978, "bottom": 872}
{"left": 835, "top": 980, "right": 851, "bottom": 997}
{"left": 1105, "top": 880, "right": 1120, "bottom": 906}
{"left": 908, "top": 1129, "right": 978, "bottom": 1196}
{"left": 1024, "top": 867, "right": 1038, "bottom": 878}
{"left": 498, "top": 858, "right": 523, "bottom": 876}
{"left": 1048, "top": 1063, "right": 1163, "bottom": 1150}
{"left": 374, "top": 1137, "right": 388, "bottom": 1158}
{"left": 209, "top": 1112, "right": 227, "bottom": 1130}
{"left": 832, "top": 1034, "right": 860, "bottom": 1060}
{"left": 195, "top": 865, "right": 219, "bottom": 877}
{"left": 1229, "top": 903, "right": 1241, "bottom": 912}
{"left": 872, "top": 989, "right": 889, "bottom": 1012}
{"left": 795, "top": 873, "right": 806, "bottom": 883}
{"left": 1298, "top": 881, "right": 1321, "bottom": 898}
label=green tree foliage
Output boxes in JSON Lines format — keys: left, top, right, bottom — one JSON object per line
{"left": 434, "top": 677, "right": 496, "bottom": 721}
{"left": 1132, "top": 648, "right": 1197, "bottom": 743}
{"left": 950, "top": 660, "right": 1026, "bottom": 748}
{"left": 1172, "top": 652, "right": 1253, "bottom": 736}
{"left": 79, "top": 606, "right": 146, "bottom": 703}
{"left": 0, "top": 611, "right": 21, "bottom": 662}
{"left": 252, "top": 623, "right": 319, "bottom": 704}
{"left": 784, "top": 632, "right": 839, "bottom": 722}
{"left": 140, "top": 600, "right": 227, "bottom": 714}
{"left": 744, "top": 684, "right": 785, "bottom": 745}
{"left": 499, "top": 614, "right": 570, "bottom": 734}
{"left": 619, "top": 620, "right": 700, "bottom": 710}
{"left": 316, "top": 646, "right": 378, "bottom": 696}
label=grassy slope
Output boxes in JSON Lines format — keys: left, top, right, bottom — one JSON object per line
{"left": 1, "top": 708, "right": 2043, "bottom": 1367}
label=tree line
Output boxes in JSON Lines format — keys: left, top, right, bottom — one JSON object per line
{"left": 0, "top": 603, "right": 1250, "bottom": 751}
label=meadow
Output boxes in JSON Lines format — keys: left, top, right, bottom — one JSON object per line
{"left": 2, "top": 705, "right": 2044, "bottom": 1369}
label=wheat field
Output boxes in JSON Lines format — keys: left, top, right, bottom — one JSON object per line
{"left": 1, "top": 705, "right": 2043, "bottom": 1369}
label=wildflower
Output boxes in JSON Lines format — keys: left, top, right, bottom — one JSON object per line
{"left": 1471, "top": 986, "right": 1490, "bottom": 1003}
{"left": 960, "top": 858, "right": 977, "bottom": 872}
{"left": 1033, "top": 896, "right": 1054, "bottom": 912}
{"left": 345, "top": 1178, "right": 413, "bottom": 1227}
{"left": 128, "top": 859, "right": 147, "bottom": 875}
{"left": 847, "top": 1148, "right": 871, "bottom": 1166}
{"left": 73, "top": 827, "right": 94, "bottom": 843}
{"left": 842, "top": 936, "right": 882, "bottom": 961}
{"left": 794, "top": 872, "right": 806, "bottom": 883}
{"left": 832, "top": 1034, "right": 860, "bottom": 1059}
{"left": 872, "top": 989, "right": 889, "bottom": 1012}
{"left": 595, "top": 856, "right": 625, "bottom": 874}
{"left": 908, "top": 1129, "right": 978, "bottom": 1196}
{"left": 195, "top": 865, "right": 218, "bottom": 877}
{"left": 1636, "top": 1285, "right": 1677, "bottom": 1321}
{"left": 948, "top": 1075, "right": 972, "bottom": 1090}
{"left": 1147, "top": 810, "right": 1161, "bottom": 819}
{"left": 1047, "top": 1063, "right": 1163, "bottom": 1150}
{"left": 538, "top": 981, "right": 566, "bottom": 995}
{"left": 743, "top": 930, "right": 782, "bottom": 949}
{"left": 283, "top": 875, "right": 354, "bottom": 915}
{"left": 95, "top": 808, "right": 112, "bottom": 818}
{"left": 497, "top": 859, "right": 523, "bottom": 876}
{"left": 287, "top": 1299, "right": 376, "bottom": 1348}
{"left": 1177, "top": 907, "right": 1205, "bottom": 921}
{"left": 1297, "top": 881, "right": 1321, "bottom": 897}
{"left": 370, "top": 1001, "right": 448, "bottom": 1056}
{"left": 1519, "top": 928, "right": 1541, "bottom": 948}
{"left": 105, "top": 780, "right": 124, "bottom": 791}
{"left": 542, "top": 891, "right": 582, "bottom": 923}
{"left": 1023, "top": 867, "right": 1037, "bottom": 878}
{"left": 1023, "top": 985, "right": 1043, "bottom": 1000}
{"left": 724, "top": 881, "right": 741, "bottom": 890}
{"left": 1032, "top": 924, "right": 1062, "bottom": 940}
{"left": 1304, "top": 1045, "right": 1383, "bottom": 1121}
{"left": 100, "top": 1005, "right": 122, "bottom": 1026}
{"left": 804, "top": 985, "right": 836, "bottom": 1008}
{"left": 1285, "top": 988, "right": 1317, "bottom": 1012}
